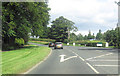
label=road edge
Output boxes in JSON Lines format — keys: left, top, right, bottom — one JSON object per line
{"left": 22, "top": 48, "right": 52, "bottom": 74}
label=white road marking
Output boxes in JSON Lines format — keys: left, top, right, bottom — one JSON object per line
{"left": 86, "top": 63, "right": 99, "bottom": 74}
{"left": 59, "top": 55, "right": 77, "bottom": 62}
{"left": 86, "top": 53, "right": 113, "bottom": 60}
{"left": 70, "top": 50, "right": 99, "bottom": 74}
{"left": 93, "top": 65, "right": 120, "bottom": 67}
{"left": 87, "top": 60, "right": 119, "bottom": 61}
{"left": 71, "top": 51, "right": 85, "bottom": 61}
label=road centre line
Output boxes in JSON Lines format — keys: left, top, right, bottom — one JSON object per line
{"left": 93, "top": 65, "right": 120, "bottom": 67}
{"left": 86, "top": 53, "right": 113, "bottom": 60}
{"left": 69, "top": 49, "right": 99, "bottom": 74}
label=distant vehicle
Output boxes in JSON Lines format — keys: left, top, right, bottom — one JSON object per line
{"left": 54, "top": 42, "right": 63, "bottom": 49}
{"left": 49, "top": 42, "right": 54, "bottom": 47}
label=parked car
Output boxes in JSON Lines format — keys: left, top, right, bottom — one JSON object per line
{"left": 54, "top": 42, "right": 63, "bottom": 49}
{"left": 49, "top": 42, "right": 54, "bottom": 47}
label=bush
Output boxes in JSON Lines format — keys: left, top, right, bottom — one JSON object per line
{"left": 15, "top": 38, "right": 25, "bottom": 46}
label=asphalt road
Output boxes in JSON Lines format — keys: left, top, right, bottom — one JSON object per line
{"left": 27, "top": 43, "right": 119, "bottom": 74}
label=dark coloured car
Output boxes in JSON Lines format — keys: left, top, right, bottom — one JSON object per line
{"left": 49, "top": 42, "right": 54, "bottom": 47}
{"left": 54, "top": 42, "right": 63, "bottom": 49}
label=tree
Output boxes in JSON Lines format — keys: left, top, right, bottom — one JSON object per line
{"left": 96, "top": 29, "right": 102, "bottom": 40}
{"left": 69, "top": 33, "right": 77, "bottom": 41}
{"left": 2, "top": 2, "right": 50, "bottom": 50}
{"left": 77, "top": 33, "right": 84, "bottom": 40}
{"left": 84, "top": 35, "right": 88, "bottom": 40}
{"left": 87, "top": 30, "right": 93, "bottom": 39}
{"left": 103, "top": 28, "right": 119, "bottom": 47}
{"left": 50, "top": 16, "right": 77, "bottom": 42}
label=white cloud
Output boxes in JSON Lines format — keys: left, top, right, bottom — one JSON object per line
{"left": 48, "top": 0, "right": 118, "bottom": 35}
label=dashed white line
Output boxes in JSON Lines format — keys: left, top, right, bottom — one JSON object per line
{"left": 70, "top": 50, "right": 99, "bottom": 74}
{"left": 86, "top": 53, "right": 113, "bottom": 60}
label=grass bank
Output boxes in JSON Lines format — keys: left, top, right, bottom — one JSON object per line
{"left": 2, "top": 44, "right": 51, "bottom": 74}
{"left": 29, "top": 41, "right": 49, "bottom": 45}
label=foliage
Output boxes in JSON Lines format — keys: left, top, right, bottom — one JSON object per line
{"left": 87, "top": 30, "right": 93, "bottom": 39}
{"left": 96, "top": 29, "right": 103, "bottom": 40}
{"left": 15, "top": 38, "right": 24, "bottom": 46}
{"left": 70, "top": 40, "right": 106, "bottom": 47}
{"left": 2, "top": 2, "right": 50, "bottom": 50}
{"left": 50, "top": 16, "right": 77, "bottom": 42}
{"left": 103, "top": 27, "right": 120, "bottom": 48}
{"left": 76, "top": 33, "right": 84, "bottom": 40}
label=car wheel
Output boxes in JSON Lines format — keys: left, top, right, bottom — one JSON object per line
{"left": 61, "top": 47, "right": 63, "bottom": 49}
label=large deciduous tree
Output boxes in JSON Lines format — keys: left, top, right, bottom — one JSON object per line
{"left": 2, "top": 2, "right": 50, "bottom": 50}
{"left": 50, "top": 16, "right": 77, "bottom": 42}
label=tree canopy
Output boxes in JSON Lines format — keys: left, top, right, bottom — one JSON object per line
{"left": 2, "top": 2, "right": 50, "bottom": 50}
{"left": 50, "top": 16, "right": 78, "bottom": 42}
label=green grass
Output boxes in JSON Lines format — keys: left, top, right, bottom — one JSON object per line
{"left": 29, "top": 41, "right": 49, "bottom": 45}
{"left": 2, "top": 44, "right": 51, "bottom": 74}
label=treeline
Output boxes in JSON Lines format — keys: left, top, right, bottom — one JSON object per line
{"left": 2, "top": 2, "right": 120, "bottom": 50}
{"left": 69, "top": 27, "right": 120, "bottom": 48}
{"left": 2, "top": 2, "right": 50, "bottom": 50}
{"left": 103, "top": 27, "right": 120, "bottom": 48}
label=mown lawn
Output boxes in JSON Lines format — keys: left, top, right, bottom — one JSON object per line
{"left": 2, "top": 45, "right": 51, "bottom": 74}
{"left": 29, "top": 41, "right": 49, "bottom": 45}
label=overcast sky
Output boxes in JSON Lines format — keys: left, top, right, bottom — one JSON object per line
{"left": 48, "top": 0, "right": 118, "bottom": 36}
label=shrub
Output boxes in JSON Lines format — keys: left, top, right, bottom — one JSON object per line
{"left": 15, "top": 38, "right": 25, "bottom": 46}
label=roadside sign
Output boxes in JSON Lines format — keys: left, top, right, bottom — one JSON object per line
{"left": 67, "top": 43, "right": 69, "bottom": 45}
{"left": 97, "top": 42, "right": 102, "bottom": 47}
{"left": 73, "top": 43, "right": 75, "bottom": 46}
{"left": 106, "top": 42, "right": 109, "bottom": 47}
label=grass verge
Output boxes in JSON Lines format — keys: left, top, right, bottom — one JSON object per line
{"left": 29, "top": 41, "right": 49, "bottom": 45}
{"left": 2, "top": 44, "right": 51, "bottom": 74}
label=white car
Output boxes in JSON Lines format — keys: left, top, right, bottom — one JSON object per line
{"left": 54, "top": 42, "right": 63, "bottom": 49}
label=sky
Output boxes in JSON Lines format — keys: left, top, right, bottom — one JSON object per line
{"left": 48, "top": 0, "right": 118, "bottom": 36}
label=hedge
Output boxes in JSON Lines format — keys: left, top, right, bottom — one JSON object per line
{"left": 70, "top": 40, "right": 106, "bottom": 47}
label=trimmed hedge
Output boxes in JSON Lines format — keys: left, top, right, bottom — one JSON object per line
{"left": 70, "top": 40, "right": 106, "bottom": 47}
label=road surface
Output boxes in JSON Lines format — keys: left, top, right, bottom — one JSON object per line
{"left": 27, "top": 43, "right": 119, "bottom": 74}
